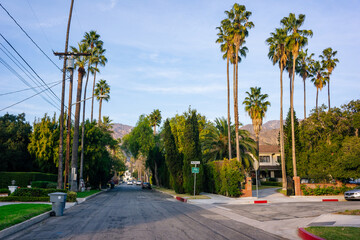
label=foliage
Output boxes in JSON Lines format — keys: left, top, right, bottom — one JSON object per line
{"left": 66, "top": 191, "right": 77, "bottom": 202}
{"left": 260, "top": 181, "right": 282, "bottom": 187}
{"left": 0, "top": 196, "right": 50, "bottom": 202}
{"left": 203, "top": 161, "right": 222, "bottom": 194}
{"left": 0, "top": 172, "right": 57, "bottom": 188}
{"left": 0, "top": 188, "right": 10, "bottom": 194}
{"left": 220, "top": 159, "right": 244, "bottom": 197}
{"left": 11, "top": 188, "right": 67, "bottom": 197}
{"left": 148, "top": 109, "right": 162, "bottom": 134}
{"left": 305, "top": 226, "right": 360, "bottom": 240}
{"left": 182, "top": 111, "right": 203, "bottom": 194}
{"left": 0, "top": 113, "right": 32, "bottom": 172}
{"left": 163, "top": 119, "right": 184, "bottom": 193}
{"left": 31, "top": 181, "right": 57, "bottom": 189}
{"left": 76, "top": 189, "right": 101, "bottom": 198}
{"left": 301, "top": 184, "right": 356, "bottom": 196}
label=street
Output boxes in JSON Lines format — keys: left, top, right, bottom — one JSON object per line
{"left": 7, "top": 185, "right": 285, "bottom": 240}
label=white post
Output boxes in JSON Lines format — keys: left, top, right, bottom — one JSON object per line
{"left": 194, "top": 163, "right": 197, "bottom": 197}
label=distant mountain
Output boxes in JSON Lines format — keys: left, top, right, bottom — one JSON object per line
{"left": 241, "top": 120, "right": 280, "bottom": 145}
{"left": 111, "top": 123, "right": 133, "bottom": 140}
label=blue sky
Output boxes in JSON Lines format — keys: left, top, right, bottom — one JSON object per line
{"left": 1, "top": 0, "right": 360, "bottom": 126}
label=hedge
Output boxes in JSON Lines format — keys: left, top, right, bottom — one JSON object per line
{"left": 301, "top": 184, "right": 356, "bottom": 196}
{"left": 12, "top": 188, "right": 67, "bottom": 197}
{"left": 31, "top": 181, "right": 57, "bottom": 189}
{"left": 0, "top": 188, "right": 11, "bottom": 194}
{"left": 1, "top": 188, "right": 77, "bottom": 202}
{"left": 0, "top": 196, "right": 50, "bottom": 202}
{"left": 0, "top": 172, "right": 57, "bottom": 188}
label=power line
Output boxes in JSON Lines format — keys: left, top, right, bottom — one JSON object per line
{"left": 0, "top": 33, "right": 61, "bottom": 104}
{"left": 0, "top": 79, "right": 64, "bottom": 96}
{"left": 0, "top": 3, "right": 62, "bottom": 72}
{"left": 0, "top": 43, "right": 61, "bottom": 108}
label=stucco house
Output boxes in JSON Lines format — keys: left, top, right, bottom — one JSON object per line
{"left": 258, "top": 145, "right": 282, "bottom": 181}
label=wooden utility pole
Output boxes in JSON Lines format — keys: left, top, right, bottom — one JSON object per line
{"left": 57, "top": 0, "right": 74, "bottom": 189}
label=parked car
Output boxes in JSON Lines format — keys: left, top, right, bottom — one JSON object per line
{"left": 127, "top": 181, "right": 133, "bottom": 185}
{"left": 136, "top": 181, "right": 142, "bottom": 186}
{"left": 142, "top": 182, "right": 151, "bottom": 189}
{"left": 344, "top": 187, "right": 360, "bottom": 201}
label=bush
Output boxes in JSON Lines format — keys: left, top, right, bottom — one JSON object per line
{"left": 67, "top": 191, "right": 77, "bottom": 202}
{"left": 301, "top": 184, "right": 356, "bottom": 196}
{"left": 0, "top": 196, "right": 49, "bottom": 202}
{"left": 0, "top": 188, "right": 10, "bottom": 194}
{"left": 31, "top": 181, "right": 57, "bottom": 189}
{"left": 204, "top": 161, "right": 222, "bottom": 194}
{"left": 12, "top": 188, "right": 67, "bottom": 197}
{"left": 0, "top": 172, "right": 57, "bottom": 188}
{"left": 220, "top": 159, "right": 244, "bottom": 197}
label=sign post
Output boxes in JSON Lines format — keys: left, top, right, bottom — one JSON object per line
{"left": 191, "top": 161, "right": 200, "bottom": 197}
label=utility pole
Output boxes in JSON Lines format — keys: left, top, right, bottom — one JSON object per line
{"left": 57, "top": 0, "right": 74, "bottom": 190}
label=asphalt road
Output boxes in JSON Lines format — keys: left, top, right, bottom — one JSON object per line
{"left": 7, "top": 185, "right": 285, "bottom": 240}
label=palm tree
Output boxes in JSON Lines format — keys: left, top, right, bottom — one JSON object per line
{"left": 148, "top": 109, "right": 162, "bottom": 135}
{"left": 266, "top": 27, "right": 288, "bottom": 190}
{"left": 225, "top": 3, "right": 254, "bottom": 163}
{"left": 281, "top": 13, "right": 312, "bottom": 180}
{"left": 243, "top": 87, "right": 270, "bottom": 164}
{"left": 310, "top": 60, "right": 327, "bottom": 112}
{"left": 94, "top": 79, "right": 110, "bottom": 125}
{"left": 296, "top": 49, "right": 314, "bottom": 119}
{"left": 69, "top": 42, "right": 89, "bottom": 191}
{"left": 319, "top": 47, "right": 339, "bottom": 111}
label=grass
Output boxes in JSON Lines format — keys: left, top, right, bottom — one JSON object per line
{"left": 276, "top": 188, "right": 287, "bottom": 195}
{"left": 336, "top": 209, "right": 360, "bottom": 215}
{"left": 76, "top": 189, "right": 101, "bottom": 198}
{"left": 152, "top": 186, "right": 211, "bottom": 199}
{"left": 0, "top": 204, "right": 52, "bottom": 230}
{"left": 252, "top": 185, "right": 280, "bottom": 190}
{"left": 305, "top": 226, "right": 360, "bottom": 240}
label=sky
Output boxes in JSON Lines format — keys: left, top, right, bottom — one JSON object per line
{"left": 1, "top": 0, "right": 360, "bottom": 127}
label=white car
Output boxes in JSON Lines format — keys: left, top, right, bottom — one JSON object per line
{"left": 344, "top": 187, "right": 360, "bottom": 201}
{"left": 127, "top": 181, "right": 133, "bottom": 185}
{"left": 136, "top": 181, "right": 142, "bottom": 185}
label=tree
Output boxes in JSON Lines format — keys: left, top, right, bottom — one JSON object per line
{"left": 225, "top": 4, "right": 254, "bottom": 163}
{"left": 69, "top": 42, "right": 89, "bottom": 191}
{"left": 281, "top": 13, "right": 312, "bottom": 180}
{"left": 163, "top": 119, "right": 184, "bottom": 193}
{"left": 266, "top": 27, "right": 288, "bottom": 190}
{"left": 319, "top": 47, "right": 339, "bottom": 111}
{"left": 296, "top": 49, "right": 314, "bottom": 119}
{"left": 0, "top": 113, "right": 32, "bottom": 171}
{"left": 94, "top": 79, "right": 110, "bottom": 125}
{"left": 148, "top": 109, "right": 162, "bottom": 135}
{"left": 310, "top": 60, "right": 327, "bottom": 112}
{"left": 182, "top": 111, "right": 203, "bottom": 194}
{"left": 243, "top": 87, "right": 270, "bottom": 172}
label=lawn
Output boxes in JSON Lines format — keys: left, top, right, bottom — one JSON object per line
{"left": 0, "top": 204, "right": 52, "bottom": 230}
{"left": 305, "top": 226, "right": 360, "bottom": 240}
{"left": 152, "top": 186, "right": 211, "bottom": 199}
{"left": 76, "top": 190, "right": 101, "bottom": 198}
{"left": 336, "top": 209, "right": 360, "bottom": 215}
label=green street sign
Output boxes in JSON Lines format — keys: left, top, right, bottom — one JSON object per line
{"left": 191, "top": 167, "right": 199, "bottom": 174}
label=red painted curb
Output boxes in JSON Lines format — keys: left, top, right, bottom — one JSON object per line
{"left": 322, "top": 199, "right": 338, "bottom": 202}
{"left": 175, "top": 196, "right": 187, "bottom": 203}
{"left": 298, "top": 228, "right": 325, "bottom": 240}
{"left": 254, "top": 200, "right": 267, "bottom": 204}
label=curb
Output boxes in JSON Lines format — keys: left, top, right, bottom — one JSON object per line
{"left": 254, "top": 200, "right": 267, "bottom": 204}
{"left": 174, "top": 196, "right": 187, "bottom": 203}
{"left": 0, "top": 210, "right": 52, "bottom": 239}
{"left": 76, "top": 190, "right": 104, "bottom": 204}
{"left": 322, "top": 199, "right": 338, "bottom": 202}
{"left": 298, "top": 228, "right": 325, "bottom": 240}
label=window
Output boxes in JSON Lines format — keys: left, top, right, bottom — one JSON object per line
{"left": 277, "top": 156, "right": 281, "bottom": 163}
{"left": 260, "top": 156, "right": 270, "bottom": 163}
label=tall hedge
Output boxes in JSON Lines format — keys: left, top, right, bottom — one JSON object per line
{"left": 0, "top": 172, "right": 57, "bottom": 188}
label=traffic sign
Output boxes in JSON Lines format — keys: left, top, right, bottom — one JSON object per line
{"left": 191, "top": 167, "right": 199, "bottom": 173}
{"left": 191, "top": 161, "right": 200, "bottom": 165}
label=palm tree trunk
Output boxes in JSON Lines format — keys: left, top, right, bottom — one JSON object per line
{"left": 303, "top": 77, "right": 306, "bottom": 119}
{"left": 80, "top": 69, "right": 90, "bottom": 183}
{"left": 316, "top": 87, "right": 319, "bottom": 113}
{"left": 153, "top": 125, "right": 156, "bottom": 135}
{"left": 58, "top": 0, "right": 74, "bottom": 190}
{"left": 328, "top": 78, "right": 330, "bottom": 112}
{"left": 99, "top": 98, "right": 103, "bottom": 124}
{"left": 65, "top": 68, "right": 74, "bottom": 189}
{"left": 90, "top": 63, "right": 98, "bottom": 122}
{"left": 71, "top": 68, "right": 85, "bottom": 192}
{"left": 227, "top": 55, "right": 232, "bottom": 160}
{"left": 291, "top": 57, "right": 297, "bottom": 178}
{"left": 279, "top": 64, "right": 287, "bottom": 190}
{"left": 234, "top": 44, "right": 240, "bottom": 163}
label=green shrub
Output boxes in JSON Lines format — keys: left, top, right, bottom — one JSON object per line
{"left": 12, "top": 188, "right": 67, "bottom": 197}
{"left": 220, "top": 159, "right": 244, "bottom": 197}
{"left": 67, "top": 191, "right": 77, "bottom": 202}
{"left": 31, "top": 181, "right": 57, "bottom": 189}
{"left": 301, "top": 184, "right": 356, "bottom": 196}
{"left": 204, "top": 161, "right": 222, "bottom": 194}
{"left": 0, "top": 188, "right": 10, "bottom": 194}
{"left": 0, "top": 172, "right": 57, "bottom": 188}
{"left": 0, "top": 196, "right": 49, "bottom": 202}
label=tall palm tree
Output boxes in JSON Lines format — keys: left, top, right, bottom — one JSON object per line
{"left": 94, "top": 79, "right": 110, "bottom": 125}
{"left": 281, "top": 13, "right": 312, "bottom": 180}
{"left": 296, "top": 49, "right": 314, "bottom": 119}
{"left": 319, "top": 47, "right": 339, "bottom": 111}
{"left": 310, "top": 60, "right": 327, "bottom": 112}
{"left": 243, "top": 87, "right": 270, "bottom": 165}
{"left": 225, "top": 3, "right": 254, "bottom": 163}
{"left": 69, "top": 42, "right": 89, "bottom": 191}
{"left": 148, "top": 109, "right": 162, "bottom": 135}
{"left": 266, "top": 27, "right": 288, "bottom": 190}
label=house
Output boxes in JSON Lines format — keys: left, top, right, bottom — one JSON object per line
{"left": 258, "top": 145, "right": 282, "bottom": 181}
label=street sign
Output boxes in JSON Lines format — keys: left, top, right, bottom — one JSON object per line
{"left": 191, "top": 161, "right": 200, "bottom": 165}
{"left": 191, "top": 167, "right": 199, "bottom": 174}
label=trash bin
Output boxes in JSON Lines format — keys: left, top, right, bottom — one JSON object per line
{"left": 48, "top": 192, "right": 67, "bottom": 216}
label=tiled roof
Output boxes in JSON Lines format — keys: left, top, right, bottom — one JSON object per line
{"left": 259, "top": 145, "right": 280, "bottom": 153}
